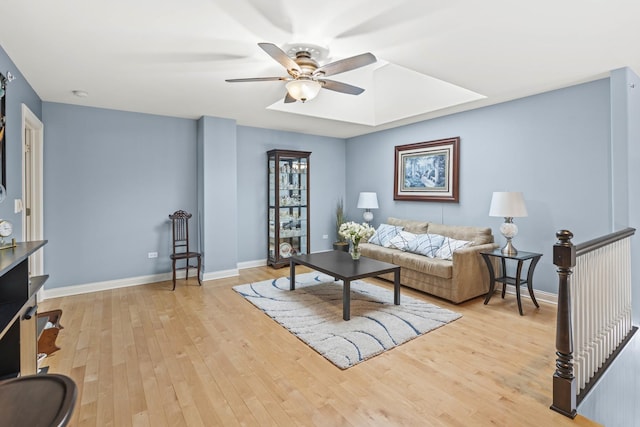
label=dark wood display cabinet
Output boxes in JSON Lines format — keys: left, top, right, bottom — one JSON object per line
{"left": 0, "top": 241, "right": 49, "bottom": 379}
{"left": 268, "top": 149, "right": 311, "bottom": 268}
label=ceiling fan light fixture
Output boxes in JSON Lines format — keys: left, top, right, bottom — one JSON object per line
{"left": 227, "top": 43, "right": 376, "bottom": 103}
{"left": 286, "top": 79, "right": 321, "bottom": 103}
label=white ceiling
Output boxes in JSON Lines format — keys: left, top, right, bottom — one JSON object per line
{"left": 1, "top": 0, "right": 638, "bottom": 138}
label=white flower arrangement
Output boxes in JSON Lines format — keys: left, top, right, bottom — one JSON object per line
{"left": 338, "top": 221, "right": 375, "bottom": 246}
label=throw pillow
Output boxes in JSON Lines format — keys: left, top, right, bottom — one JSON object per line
{"left": 388, "top": 231, "right": 417, "bottom": 251}
{"left": 368, "top": 223, "right": 404, "bottom": 247}
{"left": 406, "top": 233, "right": 446, "bottom": 258}
{"left": 434, "top": 237, "right": 472, "bottom": 260}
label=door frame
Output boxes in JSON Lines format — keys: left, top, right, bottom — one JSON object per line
{"left": 21, "top": 104, "right": 44, "bottom": 276}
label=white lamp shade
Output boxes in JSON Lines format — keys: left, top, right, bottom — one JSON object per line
{"left": 286, "top": 79, "right": 321, "bottom": 102}
{"left": 489, "top": 192, "right": 528, "bottom": 217}
{"left": 357, "top": 192, "right": 379, "bottom": 209}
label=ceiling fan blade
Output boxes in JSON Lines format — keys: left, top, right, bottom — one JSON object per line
{"left": 258, "top": 42, "right": 300, "bottom": 73}
{"left": 314, "top": 52, "right": 376, "bottom": 77}
{"left": 225, "top": 77, "right": 287, "bottom": 82}
{"left": 319, "top": 79, "right": 365, "bottom": 95}
{"left": 284, "top": 93, "right": 296, "bottom": 103}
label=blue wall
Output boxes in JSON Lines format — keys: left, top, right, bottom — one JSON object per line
{"left": 197, "top": 116, "right": 238, "bottom": 275}
{"left": 578, "top": 331, "right": 640, "bottom": 425}
{"left": 347, "top": 79, "right": 612, "bottom": 294}
{"left": 42, "top": 103, "right": 198, "bottom": 287}
{"left": 236, "top": 126, "right": 346, "bottom": 262}
{"left": 610, "top": 68, "right": 640, "bottom": 326}
{"left": 3, "top": 42, "right": 637, "bottom": 306}
{"left": 39, "top": 105, "right": 345, "bottom": 287}
{"left": 0, "top": 45, "right": 42, "bottom": 233}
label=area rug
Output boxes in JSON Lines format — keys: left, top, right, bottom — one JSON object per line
{"left": 233, "top": 272, "right": 461, "bottom": 369}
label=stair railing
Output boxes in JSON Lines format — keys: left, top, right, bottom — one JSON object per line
{"left": 551, "top": 227, "right": 636, "bottom": 418}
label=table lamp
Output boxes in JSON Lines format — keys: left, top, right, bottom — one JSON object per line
{"left": 489, "top": 191, "right": 528, "bottom": 255}
{"left": 357, "top": 192, "right": 379, "bottom": 223}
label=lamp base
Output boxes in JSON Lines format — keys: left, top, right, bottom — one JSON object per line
{"left": 363, "top": 210, "right": 373, "bottom": 223}
{"left": 501, "top": 238, "right": 518, "bottom": 256}
{"left": 499, "top": 217, "right": 518, "bottom": 255}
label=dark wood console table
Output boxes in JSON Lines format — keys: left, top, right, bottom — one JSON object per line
{"left": 480, "top": 249, "right": 543, "bottom": 316}
{"left": 0, "top": 241, "right": 49, "bottom": 378}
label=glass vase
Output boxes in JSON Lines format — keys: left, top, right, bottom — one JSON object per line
{"left": 350, "top": 243, "right": 361, "bottom": 260}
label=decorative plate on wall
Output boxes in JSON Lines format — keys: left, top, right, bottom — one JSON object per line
{"left": 279, "top": 242, "right": 292, "bottom": 257}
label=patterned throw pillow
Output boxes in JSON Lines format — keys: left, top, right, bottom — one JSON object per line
{"left": 434, "top": 237, "right": 472, "bottom": 260}
{"left": 388, "top": 231, "right": 417, "bottom": 251}
{"left": 368, "top": 224, "right": 404, "bottom": 247}
{"left": 406, "top": 233, "right": 446, "bottom": 258}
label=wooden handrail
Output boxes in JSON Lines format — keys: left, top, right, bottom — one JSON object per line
{"left": 550, "top": 227, "right": 635, "bottom": 418}
{"left": 575, "top": 227, "right": 635, "bottom": 256}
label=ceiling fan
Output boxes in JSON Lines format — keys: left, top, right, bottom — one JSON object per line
{"left": 226, "top": 42, "right": 377, "bottom": 103}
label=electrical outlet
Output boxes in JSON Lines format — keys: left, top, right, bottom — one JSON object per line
{"left": 148, "top": 252, "right": 158, "bottom": 259}
{"left": 322, "top": 234, "right": 328, "bottom": 239}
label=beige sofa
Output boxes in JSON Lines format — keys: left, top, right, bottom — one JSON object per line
{"left": 359, "top": 217, "right": 498, "bottom": 304}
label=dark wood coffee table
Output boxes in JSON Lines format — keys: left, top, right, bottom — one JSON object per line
{"left": 289, "top": 250, "right": 401, "bottom": 320}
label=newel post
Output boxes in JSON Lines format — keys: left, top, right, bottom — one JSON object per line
{"left": 550, "top": 230, "right": 577, "bottom": 418}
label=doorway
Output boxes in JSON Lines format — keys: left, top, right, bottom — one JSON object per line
{"left": 21, "top": 104, "right": 44, "bottom": 276}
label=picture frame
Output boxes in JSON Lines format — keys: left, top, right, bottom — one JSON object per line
{"left": 394, "top": 137, "right": 460, "bottom": 202}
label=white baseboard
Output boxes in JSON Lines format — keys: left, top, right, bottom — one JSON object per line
{"left": 38, "top": 259, "right": 267, "bottom": 301}
{"left": 41, "top": 272, "right": 174, "bottom": 299}
{"left": 237, "top": 259, "right": 267, "bottom": 269}
{"left": 499, "top": 284, "right": 558, "bottom": 305}
{"left": 202, "top": 268, "right": 239, "bottom": 281}
{"left": 41, "top": 267, "right": 237, "bottom": 300}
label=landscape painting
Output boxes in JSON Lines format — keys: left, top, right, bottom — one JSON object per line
{"left": 394, "top": 137, "right": 460, "bottom": 202}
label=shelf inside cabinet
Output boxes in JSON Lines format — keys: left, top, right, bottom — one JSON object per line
{"left": 28, "top": 274, "right": 49, "bottom": 298}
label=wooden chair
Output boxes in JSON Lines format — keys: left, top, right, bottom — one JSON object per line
{"left": 169, "top": 210, "right": 202, "bottom": 290}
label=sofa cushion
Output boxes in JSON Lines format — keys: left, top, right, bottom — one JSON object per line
{"left": 359, "top": 242, "right": 397, "bottom": 264}
{"left": 434, "top": 237, "right": 472, "bottom": 260}
{"left": 392, "top": 252, "right": 453, "bottom": 279}
{"left": 387, "top": 217, "right": 429, "bottom": 234}
{"left": 427, "top": 223, "right": 494, "bottom": 245}
{"left": 388, "top": 231, "right": 417, "bottom": 250}
{"left": 405, "top": 233, "right": 445, "bottom": 257}
{"left": 368, "top": 223, "right": 403, "bottom": 247}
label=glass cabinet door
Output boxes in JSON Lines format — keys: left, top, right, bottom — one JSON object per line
{"left": 267, "top": 149, "right": 311, "bottom": 268}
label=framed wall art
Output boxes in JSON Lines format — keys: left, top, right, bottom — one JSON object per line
{"left": 394, "top": 137, "right": 460, "bottom": 202}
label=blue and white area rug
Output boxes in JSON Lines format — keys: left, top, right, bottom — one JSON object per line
{"left": 233, "top": 272, "right": 461, "bottom": 369}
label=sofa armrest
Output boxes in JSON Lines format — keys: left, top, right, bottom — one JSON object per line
{"left": 449, "top": 242, "right": 499, "bottom": 302}
{"left": 454, "top": 242, "right": 499, "bottom": 257}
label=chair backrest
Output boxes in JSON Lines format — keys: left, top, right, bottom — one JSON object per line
{"left": 169, "top": 210, "right": 192, "bottom": 254}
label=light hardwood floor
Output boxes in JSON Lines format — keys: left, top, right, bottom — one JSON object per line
{"left": 39, "top": 266, "right": 601, "bottom": 426}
